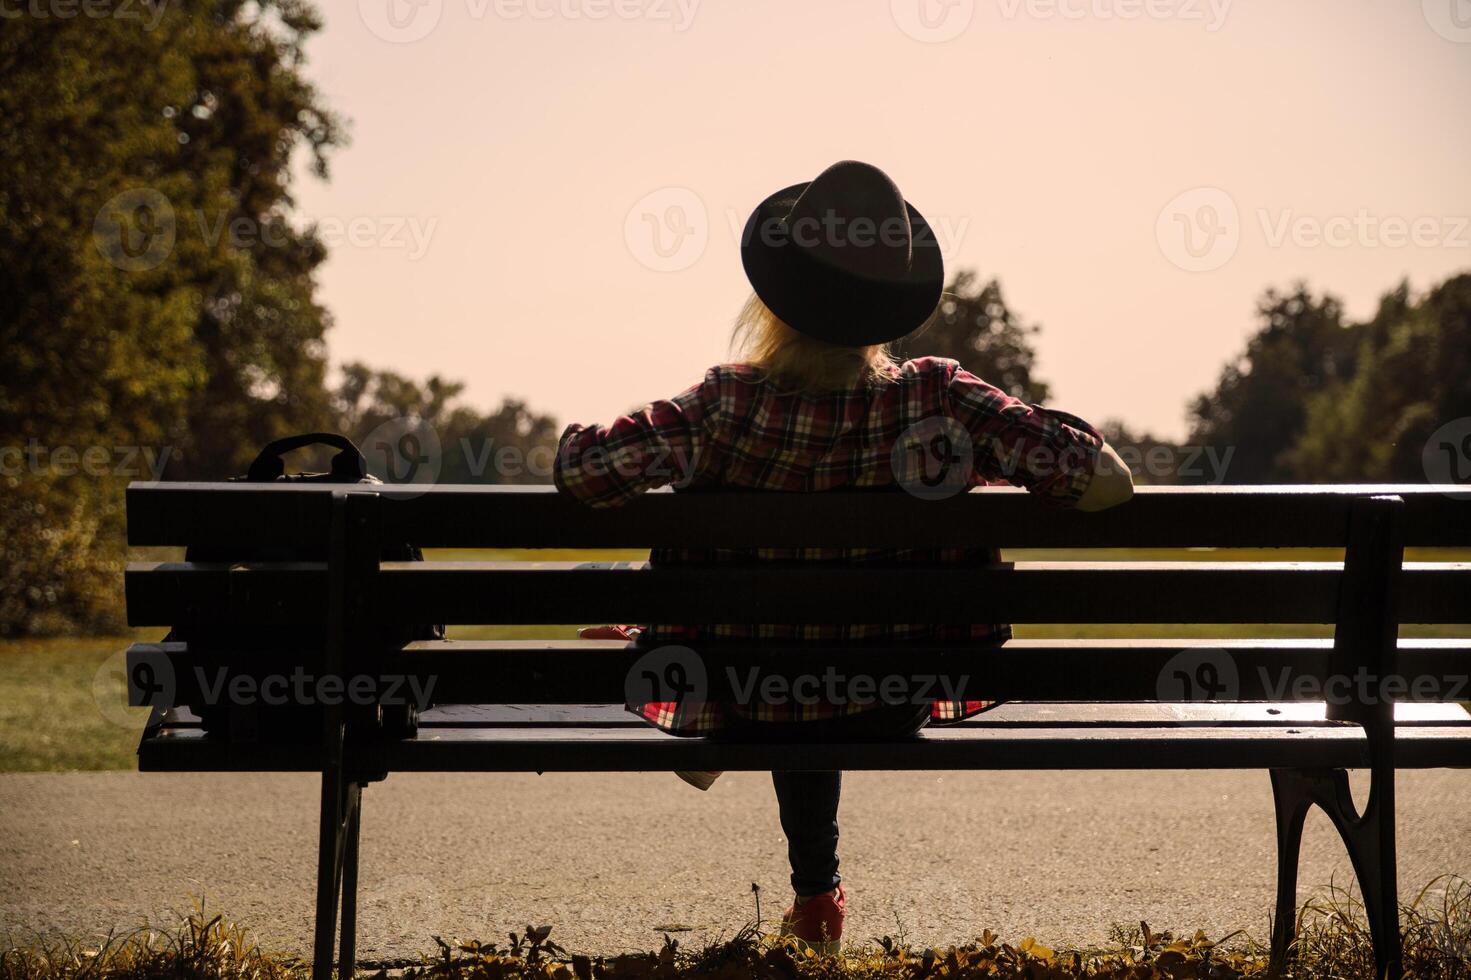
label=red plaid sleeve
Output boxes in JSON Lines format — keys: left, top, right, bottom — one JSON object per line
{"left": 554, "top": 369, "right": 720, "bottom": 508}
{"left": 943, "top": 362, "right": 1104, "bottom": 505}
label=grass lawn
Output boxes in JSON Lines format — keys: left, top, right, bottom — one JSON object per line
{"left": 0, "top": 634, "right": 157, "bottom": 771}
{"left": 2, "top": 547, "right": 1465, "bottom": 771}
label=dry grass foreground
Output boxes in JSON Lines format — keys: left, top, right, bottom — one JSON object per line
{"left": 3, "top": 879, "right": 1468, "bottom": 980}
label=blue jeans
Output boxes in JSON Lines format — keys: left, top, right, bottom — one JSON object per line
{"left": 722, "top": 703, "right": 931, "bottom": 896}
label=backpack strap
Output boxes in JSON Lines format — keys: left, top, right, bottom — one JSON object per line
{"left": 246, "top": 433, "right": 368, "bottom": 482}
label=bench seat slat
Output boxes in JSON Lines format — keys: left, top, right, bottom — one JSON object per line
{"left": 136, "top": 719, "right": 1471, "bottom": 773}
{"left": 405, "top": 702, "right": 1471, "bottom": 728}
{"left": 151, "top": 701, "right": 1470, "bottom": 728}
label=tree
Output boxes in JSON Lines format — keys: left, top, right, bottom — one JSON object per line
{"left": 1187, "top": 284, "right": 1360, "bottom": 483}
{"left": 334, "top": 364, "right": 561, "bottom": 486}
{"left": 1285, "top": 275, "right": 1471, "bottom": 481}
{"left": 0, "top": 1, "right": 342, "bottom": 634}
{"left": 894, "top": 270, "right": 1051, "bottom": 403}
{"left": 152, "top": 0, "right": 344, "bottom": 478}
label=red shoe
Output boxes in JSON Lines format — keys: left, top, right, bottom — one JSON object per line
{"left": 780, "top": 886, "right": 845, "bottom": 954}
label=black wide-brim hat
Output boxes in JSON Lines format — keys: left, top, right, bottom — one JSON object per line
{"left": 741, "top": 160, "right": 944, "bottom": 347}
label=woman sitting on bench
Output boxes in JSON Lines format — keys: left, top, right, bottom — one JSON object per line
{"left": 555, "top": 160, "right": 1134, "bottom": 952}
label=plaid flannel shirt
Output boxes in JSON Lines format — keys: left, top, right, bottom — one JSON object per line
{"left": 554, "top": 356, "right": 1104, "bottom": 736}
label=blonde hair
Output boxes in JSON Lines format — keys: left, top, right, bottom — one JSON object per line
{"left": 729, "top": 293, "right": 898, "bottom": 392}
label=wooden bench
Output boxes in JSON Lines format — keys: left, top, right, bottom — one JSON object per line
{"left": 123, "top": 483, "right": 1471, "bottom": 980}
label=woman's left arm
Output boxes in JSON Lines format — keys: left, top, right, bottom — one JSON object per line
{"left": 554, "top": 369, "right": 720, "bottom": 508}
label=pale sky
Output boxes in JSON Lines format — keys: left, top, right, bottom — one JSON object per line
{"left": 292, "top": 0, "right": 1471, "bottom": 441}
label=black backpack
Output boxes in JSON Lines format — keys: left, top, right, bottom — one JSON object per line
{"left": 167, "top": 433, "right": 443, "bottom": 741}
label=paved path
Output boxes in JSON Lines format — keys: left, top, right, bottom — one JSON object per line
{"left": 2, "top": 770, "right": 1467, "bottom": 961}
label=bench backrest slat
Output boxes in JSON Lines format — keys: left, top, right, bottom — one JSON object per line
{"left": 126, "top": 482, "right": 1471, "bottom": 549}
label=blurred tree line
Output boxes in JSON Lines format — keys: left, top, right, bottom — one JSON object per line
{"left": 1, "top": 3, "right": 1467, "bottom": 636}
{"left": 1199, "top": 277, "right": 1471, "bottom": 484}
{"left": 911, "top": 270, "right": 1471, "bottom": 488}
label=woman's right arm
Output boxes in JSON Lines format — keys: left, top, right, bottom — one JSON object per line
{"left": 943, "top": 362, "right": 1134, "bottom": 511}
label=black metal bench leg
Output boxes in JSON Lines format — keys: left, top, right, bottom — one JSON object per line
{"left": 313, "top": 766, "right": 347, "bottom": 980}
{"left": 1322, "top": 754, "right": 1400, "bottom": 980}
{"left": 1266, "top": 764, "right": 1401, "bottom": 980}
{"left": 1268, "top": 768, "right": 1315, "bottom": 977}
{"left": 315, "top": 489, "right": 376, "bottom": 980}
{"left": 1364, "top": 770, "right": 1401, "bottom": 980}
{"left": 339, "top": 783, "right": 363, "bottom": 980}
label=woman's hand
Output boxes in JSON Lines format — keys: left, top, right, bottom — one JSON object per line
{"left": 1076, "top": 442, "right": 1136, "bottom": 512}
